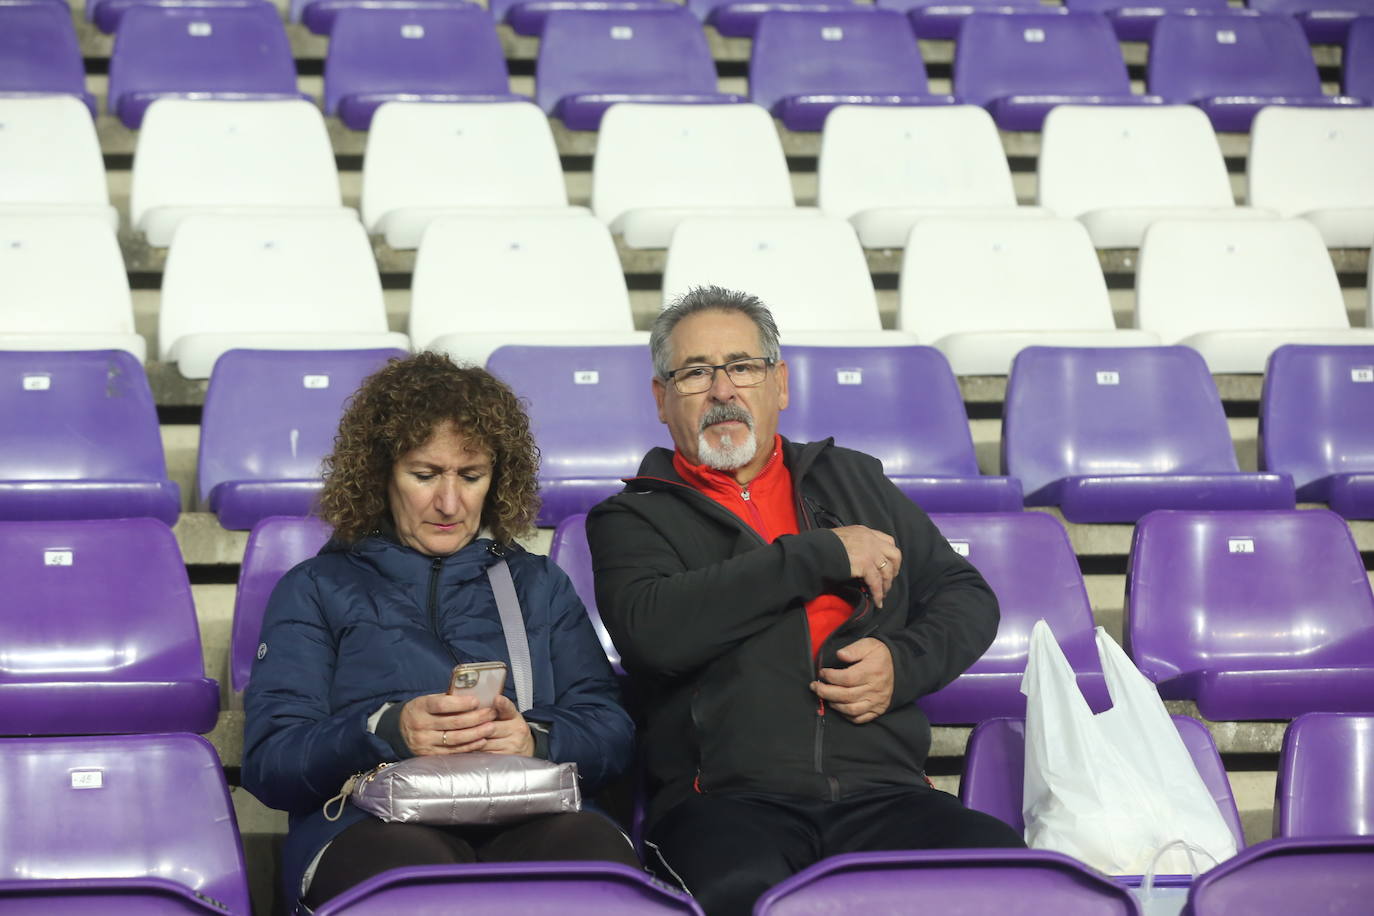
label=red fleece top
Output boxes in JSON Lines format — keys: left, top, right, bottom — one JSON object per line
{"left": 673, "top": 436, "right": 851, "bottom": 660}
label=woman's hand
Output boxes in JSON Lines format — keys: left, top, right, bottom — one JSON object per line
{"left": 484, "top": 695, "right": 535, "bottom": 757}
{"left": 398, "top": 693, "right": 533, "bottom": 757}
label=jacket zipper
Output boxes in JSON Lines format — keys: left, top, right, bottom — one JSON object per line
{"left": 797, "top": 490, "right": 842, "bottom": 800}
{"left": 428, "top": 557, "right": 459, "bottom": 665}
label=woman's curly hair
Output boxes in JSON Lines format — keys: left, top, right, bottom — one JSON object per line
{"left": 318, "top": 352, "right": 540, "bottom": 547}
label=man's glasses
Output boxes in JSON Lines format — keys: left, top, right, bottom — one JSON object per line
{"left": 665, "top": 357, "right": 775, "bottom": 395}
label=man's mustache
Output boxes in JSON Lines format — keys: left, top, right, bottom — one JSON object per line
{"left": 700, "top": 403, "right": 754, "bottom": 433}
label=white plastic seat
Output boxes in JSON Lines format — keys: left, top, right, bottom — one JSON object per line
{"left": 1136, "top": 218, "right": 1374, "bottom": 373}
{"left": 1040, "top": 105, "right": 1277, "bottom": 249}
{"left": 818, "top": 105, "right": 1048, "bottom": 251}
{"left": 131, "top": 98, "right": 353, "bottom": 247}
{"left": 410, "top": 214, "right": 643, "bottom": 366}
{"left": 0, "top": 96, "right": 117, "bottom": 230}
{"left": 898, "top": 217, "right": 1160, "bottom": 375}
{"left": 0, "top": 214, "right": 144, "bottom": 361}
{"left": 592, "top": 103, "right": 816, "bottom": 249}
{"left": 1248, "top": 107, "right": 1374, "bottom": 249}
{"left": 362, "top": 101, "right": 589, "bottom": 250}
{"left": 159, "top": 214, "right": 409, "bottom": 378}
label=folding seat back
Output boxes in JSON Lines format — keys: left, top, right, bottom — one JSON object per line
{"left": 688, "top": 0, "right": 858, "bottom": 36}
{"left": 1125, "top": 508, "right": 1374, "bottom": 719}
{"left": 0, "top": 1, "right": 97, "bottom": 116}
{"left": 1348, "top": 16, "right": 1374, "bottom": 98}
{"left": 0, "top": 96, "right": 110, "bottom": 217}
{"left": 1182, "top": 837, "right": 1374, "bottom": 915}
{"left": 877, "top": 0, "right": 1045, "bottom": 40}
{"left": 1276, "top": 712, "right": 1374, "bottom": 838}
{"left": 549, "top": 513, "right": 622, "bottom": 673}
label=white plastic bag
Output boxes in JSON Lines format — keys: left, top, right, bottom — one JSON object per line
{"left": 1020, "top": 620, "right": 1238, "bottom": 875}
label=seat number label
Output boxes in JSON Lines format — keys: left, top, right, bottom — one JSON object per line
{"left": 22, "top": 374, "right": 50, "bottom": 391}
{"left": 1095, "top": 371, "right": 1120, "bottom": 385}
{"left": 574, "top": 371, "right": 600, "bottom": 385}
{"left": 71, "top": 770, "right": 103, "bottom": 789}
{"left": 1352, "top": 367, "right": 1373, "bottom": 383}
{"left": 302, "top": 374, "right": 330, "bottom": 389}
{"left": 1023, "top": 28, "right": 1045, "bottom": 42}
{"left": 401, "top": 24, "right": 425, "bottom": 38}
{"left": 611, "top": 26, "right": 633, "bottom": 39}
{"left": 1227, "top": 538, "right": 1254, "bottom": 554}
{"left": 947, "top": 539, "right": 970, "bottom": 557}
{"left": 188, "top": 21, "right": 212, "bottom": 36}
{"left": 821, "top": 27, "right": 843, "bottom": 40}
{"left": 836, "top": 370, "right": 863, "bottom": 385}
{"left": 44, "top": 550, "right": 73, "bottom": 566}
{"left": 1215, "top": 30, "right": 1236, "bottom": 43}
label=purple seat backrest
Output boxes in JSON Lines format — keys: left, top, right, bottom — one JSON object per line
{"left": 0, "top": 2, "right": 93, "bottom": 110}
{"left": 876, "top": 0, "right": 1040, "bottom": 12}
{"left": 1067, "top": 0, "right": 1229, "bottom": 11}
{"left": 954, "top": 11, "right": 1132, "bottom": 108}
{"left": 0, "top": 734, "right": 251, "bottom": 915}
{"left": 549, "top": 513, "right": 623, "bottom": 672}
{"left": 1346, "top": 16, "right": 1374, "bottom": 102}
{"left": 1251, "top": 0, "right": 1374, "bottom": 16}
{"left": 230, "top": 515, "right": 333, "bottom": 692}
{"left": 1259, "top": 345, "right": 1374, "bottom": 494}
{"left": 1182, "top": 836, "right": 1374, "bottom": 915}
{"left": 1147, "top": 13, "right": 1324, "bottom": 102}
{"left": 686, "top": 0, "right": 852, "bottom": 21}
{"left": 1001, "top": 347, "right": 1238, "bottom": 501}
{"left": 1276, "top": 712, "right": 1374, "bottom": 838}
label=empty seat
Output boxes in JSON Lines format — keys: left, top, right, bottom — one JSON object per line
{"left": 199, "top": 349, "right": 406, "bottom": 530}
{"left": 0, "top": 1, "right": 96, "bottom": 116}
{"left": 1275, "top": 712, "right": 1374, "bottom": 838}
{"left": 1039, "top": 105, "right": 1275, "bottom": 248}
{"left": 688, "top": 0, "right": 858, "bottom": 36}
{"left": 1147, "top": 13, "right": 1365, "bottom": 132}
{"left": 0, "top": 96, "right": 115, "bottom": 229}
{"left": 536, "top": 7, "right": 742, "bottom": 130}
{"left": 1348, "top": 16, "right": 1374, "bottom": 98}
{"left": 954, "top": 11, "right": 1160, "bottom": 131}
{"left": 363, "top": 102, "right": 586, "bottom": 249}
{"left": 292, "top": 0, "right": 471, "bottom": 34}
{"left": 1247, "top": 107, "right": 1374, "bottom": 249}
{"left": 107, "top": 4, "right": 302, "bottom": 129}
{"left": 0, "top": 518, "right": 217, "bottom": 733}
{"left": 1125, "top": 508, "right": 1374, "bottom": 719}
{"left": 876, "top": 0, "right": 1045, "bottom": 40}
{"left": 1249, "top": 0, "right": 1374, "bottom": 43}
{"left": 492, "top": 0, "right": 676, "bottom": 35}
{"left": 1135, "top": 219, "right": 1374, "bottom": 373}
{"left": 0, "top": 350, "right": 180, "bottom": 524}
{"left": 549, "top": 513, "right": 623, "bottom": 673}
{"left": 779, "top": 345, "right": 1022, "bottom": 510}
{"left": 159, "top": 214, "right": 410, "bottom": 379}
{"left": 1002, "top": 346, "right": 1295, "bottom": 522}
{"left": 1260, "top": 344, "right": 1374, "bottom": 519}
{"left": 131, "top": 98, "right": 350, "bottom": 247}
{"left": 896, "top": 218, "right": 1160, "bottom": 375}
{"left": 1065, "top": 0, "right": 1232, "bottom": 40}
{"left": 1183, "top": 837, "right": 1374, "bottom": 915}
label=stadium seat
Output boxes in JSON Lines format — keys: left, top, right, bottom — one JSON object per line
{"left": 1260, "top": 344, "right": 1374, "bottom": 519}
{"left": 0, "top": 1, "right": 97, "bottom": 117}
{"left": 363, "top": 102, "right": 586, "bottom": 250}
{"left": 876, "top": 0, "right": 1045, "bottom": 40}
{"left": 106, "top": 4, "right": 303, "bottom": 129}
{"left": 1274, "top": 712, "right": 1374, "bottom": 838}
{"left": 896, "top": 218, "right": 1160, "bottom": 375}
{"left": 159, "top": 214, "right": 409, "bottom": 379}
{"left": 687, "top": 0, "right": 858, "bottom": 36}
{"left": 1147, "top": 12, "right": 1365, "bottom": 132}
{"left": 1065, "top": 0, "right": 1232, "bottom": 40}
{"left": 535, "top": 7, "right": 743, "bottom": 129}
{"left": 1348, "top": 16, "right": 1374, "bottom": 98}
{"left": 1134, "top": 219, "right": 1374, "bottom": 373}
{"left": 1125, "top": 508, "right": 1374, "bottom": 719}
{"left": 1039, "top": 105, "right": 1276, "bottom": 248}
{"left": 0, "top": 733, "right": 250, "bottom": 914}
{"left": 1002, "top": 346, "right": 1295, "bottom": 522}
{"left": 486, "top": 345, "right": 665, "bottom": 526}
{"left": 954, "top": 11, "right": 1160, "bottom": 131}
{"left": 199, "top": 348, "right": 405, "bottom": 530}
{"left": 1181, "top": 837, "right": 1374, "bottom": 915}
{"left": 1247, "top": 107, "right": 1374, "bottom": 249}
{"left": 549, "top": 513, "right": 623, "bottom": 674}
{"left": 0, "top": 215, "right": 144, "bottom": 361}
{"left": 0, "top": 96, "right": 115, "bottom": 229}
{"left": 1248, "top": 0, "right": 1374, "bottom": 43}
{"left": 130, "top": 98, "right": 350, "bottom": 247}
{"left": 0, "top": 518, "right": 217, "bottom": 734}
{"left": 89, "top": 0, "right": 266, "bottom": 33}
{"left": 779, "top": 345, "right": 1023, "bottom": 511}
{"left": 411, "top": 214, "right": 643, "bottom": 366}
{"left": 293, "top": 0, "right": 472, "bottom": 34}
{"left": 492, "top": 0, "right": 676, "bottom": 35}
{"left": 0, "top": 350, "right": 180, "bottom": 524}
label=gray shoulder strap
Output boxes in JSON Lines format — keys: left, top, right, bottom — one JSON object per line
{"left": 487, "top": 558, "right": 533, "bottom": 712}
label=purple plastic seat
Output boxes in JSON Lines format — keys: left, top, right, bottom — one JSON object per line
{"left": 687, "top": 0, "right": 858, "bottom": 37}
{"left": 1147, "top": 13, "right": 1366, "bottom": 132}
{"left": 106, "top": 3, "right": 302, "bottom": 129}
{"left": 876, "top": 0, "right": 1047, "bottom": 41}
{"left": 1125, "top": 508, "right": 1374, "bottom": 720}
{"left": 954, "top": 11, "right": 1162, "bottom": 131}
{"left": 1181, "top": 836, "right": 1374, "bottom": 915}
{"left": 755, "top": 849, "right": 1141, "bottom": 915}
{"left": 230, "top": 515, "right": 332, "bottom": 693}
{"left": 749, "top": 10, "right": 955, "bottom": 131}
{"left": 0, "top": 1, "right": 98, "bottom": 117}
{"left": 1347, "top": 15, "right": 1374, "bottom": 97}
{"left": 1260, "top": 344, "right": 1374, "bottom": 520}
{"left": 549, "top": 513, "right": 623, "bottom": 675}
{"left": 1249, "top": 0, "right": 1374, "bottom": 43}
{"left": 1002, "top": 347, "right": 1295, "bottom": 523}
{"left": 1066, "top": 0, "right": 1234, "bottom": 40}
{"left": 1275, "top": 712, "right": 1374, "bottom": 838}
{"left": 779, "top": 345, "right": 1022, "bottom": 511}
{"left": 199, "top": 349, "right": 405, "bottom": 530}
{"left": 87, "top": 0, "right": 265, "bottom": 35}
{"left": 535, "top": 7, "right": 744, "bottom": 130}
{"left": 0, "top": 350, "right": 180, "bottom": 525}
{"left": 490, "top": 0, "right": 677, "bottom": 36}
{"left": 0, "top": 518, "right": 218, "bottom": 735}
{"left": 0, "top": 734, "right": 250, "bottom": 914}
{"left": 486, "top": 345, "right": 666, "bottom": 526}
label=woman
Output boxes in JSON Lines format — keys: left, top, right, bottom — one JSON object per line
{"left": 242, "top": 352, "right": 638, "bottom": 911}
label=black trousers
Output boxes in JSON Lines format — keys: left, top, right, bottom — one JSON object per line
{"left": 646, "top": 785, "right": 1027, "bottom": 916}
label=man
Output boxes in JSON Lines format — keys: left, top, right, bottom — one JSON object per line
{"left": 586, "top": 286, "right": 1025, "bottom": 916}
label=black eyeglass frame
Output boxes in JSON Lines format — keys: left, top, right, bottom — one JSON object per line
{"left": 663, "top": 356, "right": 778, "bottom": 394}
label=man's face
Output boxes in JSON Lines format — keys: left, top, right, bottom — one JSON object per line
{"left": 653, "top": 309, "right": 789, "bottom": 482}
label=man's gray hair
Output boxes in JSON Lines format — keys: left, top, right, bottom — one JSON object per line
{"left": 650, "top": 285, "right": 783, "bottom": 379}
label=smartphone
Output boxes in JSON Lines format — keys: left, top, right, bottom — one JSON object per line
{"left": 447, "top": 661, "right": 507, "bottom": 708}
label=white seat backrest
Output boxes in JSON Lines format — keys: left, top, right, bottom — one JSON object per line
{"left": 159, "top": 214, "right": 386, "bottom": 359}
{"left": 0, "top": 96, "right": 109, "bottom": 208}
{"left": 1039, "top": 105, "right": 1235, "bottom": 217}
{"left": 1248, "top": 107, "right": 1374, "bottom": 216}
{"left": 131, "top": 99, "right": 341, "bottom": 226}
{"left": 0, "top": 215, "right": 133, "bottom": 332}
{"left": 818, "top": 105, "right": 1018, "bottom": 220}
{"left": 362, "top": 102, "right": 569, "bottom": 231}
{"left": 592, "top": 103, "right": 794, "bottom": 228}
{"left": 409, "top": 215, "right": 632, "bottom": 350}
{"left": 662, "top": 216, "right": 880, "bottom": 330}
{"left": 898, "top": 217, "right": 1113, "bottom": 341}
{"left": 1136, "top": 218, "right": 1350, "bottom": 343}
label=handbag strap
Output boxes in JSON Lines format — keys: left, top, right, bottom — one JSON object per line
{"left": 487, "top": 558, "right": 533, "bottom": 711}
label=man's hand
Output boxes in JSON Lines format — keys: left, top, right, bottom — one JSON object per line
{"left": 812, "top": 638, "right": 895, "bottom": 724}
{"left": 830, "top": 525, "right": 901, "bottom": 608}
{"left": 398, "top": 692, "right": 499, "bottom": 756}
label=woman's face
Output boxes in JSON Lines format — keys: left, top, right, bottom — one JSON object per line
{"left": 388, "top": 421, "right": 493, "bottom": 557}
